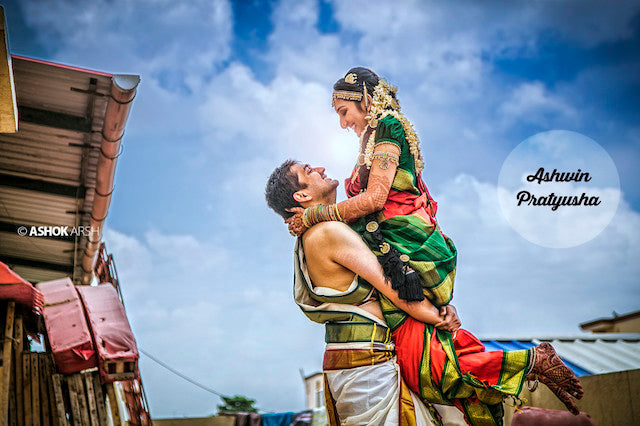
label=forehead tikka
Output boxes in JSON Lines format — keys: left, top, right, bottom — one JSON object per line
{"left": 332, "top": 90, "right": 363, "bottom": 107}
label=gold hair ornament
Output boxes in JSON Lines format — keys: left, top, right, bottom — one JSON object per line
{"left": 361, "top": 79, "right": 424, "bottom": 173}
{"left": 332, "top": 90, "right": 363, "bottom": 107}
{"left": 345, "top": 73, "right": 357, "bottom": 84}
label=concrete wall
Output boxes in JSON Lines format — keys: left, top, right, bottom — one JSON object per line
{"left": 152, "top": 416, "right": 235, "bottom": 426}
{"left": 503, "top": 369, "right": 640, "bottom": 426}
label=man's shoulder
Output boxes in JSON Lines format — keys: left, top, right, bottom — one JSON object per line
{"left": 303, "top": 221, "right": 355, "bottom": 247}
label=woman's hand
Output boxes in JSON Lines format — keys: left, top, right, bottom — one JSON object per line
{"left": 285, "top": 207, "right": 307, "bottom": 237}
{"left": 435, "top": 305, "right": 461, "bottom": 333}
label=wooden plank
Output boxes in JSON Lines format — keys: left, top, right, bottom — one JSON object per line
{"left": 31, "top": 353, "right": 41, "bottom": 426}
{"left": 74, "top": 375, "right": 90, "bottom": 426}
{"left": 8, "top": 339, "right": 15, "bottom": 426}
{"left": 83, "top": 373, "right": 99, "bottom": 426}
{"left": 22, "top": 353, "right": 31, "bottom": 426}
{"left": 45, "top": 356, "right": 59, "bottom": 426}
{"left": 12, "top": 315, "right": 23, "bottom": 426}
{"left": 39, "top": 354, "right": 51, "bottom": 425}
{"left": 92, "top": 374, "right": 107, "bottom": 426}
{"left": 106, "top": 383, "right": 121, "bottom": 426}
{"left": 0, "top": 301, "right": 15, "bottom": 424}
{"left": 67, "top": 376, "right": 81, "bottom": 426}
{"left": 51, "top": 374, "right": 67, "bottom": 426}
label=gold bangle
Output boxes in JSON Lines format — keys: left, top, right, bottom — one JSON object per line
{"left": 333, "top": 204, "right": 343, "bottom": 222}
{"left": 301, "top": 209, "right": 312, "bottom": 228}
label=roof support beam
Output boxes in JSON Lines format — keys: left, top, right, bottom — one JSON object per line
{"left": 0, "top": 255, "right": 73, "bottom": 274}
{"left": 17, "top": 105, "right": 92, "bottom": 133}
{"left": 0, "top": 173, "right": 86, "bottom": 198}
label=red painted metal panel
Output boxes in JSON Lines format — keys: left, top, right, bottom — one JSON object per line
{"left": 37, "top": 277, "right": 96, "bottom": 374}
{"left": 0, "top": 261, "right": 43, "bottom": 314}
{"left": 11, "top": 54, "right": 113, "bottom": 77}
{"left": 76, "top": 283, "right": 138, "bottom": 383}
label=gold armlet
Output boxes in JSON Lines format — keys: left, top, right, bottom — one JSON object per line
{"left": 373, "top": 141, "right": 400, "bottom": 151}
{"left": 371, "top": 152, "right": 400, "bottom": 170}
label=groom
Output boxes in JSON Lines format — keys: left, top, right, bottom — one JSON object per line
{"left": 266, "top": 160, "right": 464, "bottom": 425}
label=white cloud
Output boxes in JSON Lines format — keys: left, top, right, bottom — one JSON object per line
{"left": 20, "top": 0, "right": 233, "bottom": 89}
{"left": 498, "top": 82, "right": 578, "bottom": 126}
{"left": 197, "top": 62, "right": 357, "bottom": 200}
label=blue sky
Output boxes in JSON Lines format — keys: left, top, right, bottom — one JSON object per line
{"left": 3, "top": 0, "right": 639, "bottom": 419}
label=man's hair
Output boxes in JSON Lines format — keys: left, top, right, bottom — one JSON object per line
{"left": 265, "top": 159, "right": 306, "bottom": 219}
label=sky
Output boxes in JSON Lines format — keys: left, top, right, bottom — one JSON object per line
{"left": 2, "top": 0, "right": 639, "bottom": 419}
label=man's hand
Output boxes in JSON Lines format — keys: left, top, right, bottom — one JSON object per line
{"left": 435, "top": 305, "right": 461, "bottom": 333}
{"left": 285, "top": 207, "right": 307, "bottom": 237}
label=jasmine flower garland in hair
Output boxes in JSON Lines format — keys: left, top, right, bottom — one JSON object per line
{"left": 363, "top": 79, "right": 424, "bottom": 173}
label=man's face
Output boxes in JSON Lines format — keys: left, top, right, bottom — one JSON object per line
{"left": 290, "top": 163, "right": 339, "bottom": 205}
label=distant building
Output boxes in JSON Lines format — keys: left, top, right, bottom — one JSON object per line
{"left": 579, "top": 309, "right": 640, "bottom": 334}
{"left": 303, "top": 372, "right": 325, "bottom": 410}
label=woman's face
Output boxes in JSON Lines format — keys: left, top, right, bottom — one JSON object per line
{"left": 334, "top": 98, "right": 368, "bottom": 137}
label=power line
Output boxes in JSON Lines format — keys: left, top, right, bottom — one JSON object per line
{"left": 139, "top": 348, "right": 226, "bottom": 398}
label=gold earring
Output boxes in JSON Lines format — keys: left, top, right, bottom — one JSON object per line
{"left": 363, "top": 82, "right": 368, "bottom": 107}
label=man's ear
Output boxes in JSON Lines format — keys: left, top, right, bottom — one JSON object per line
{"left": 293, "top": 190, "right": 312, "bottom": 204}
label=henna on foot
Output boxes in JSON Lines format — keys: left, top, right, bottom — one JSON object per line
{"left": 527, "top": 343, "right": 584, "bottom": 414}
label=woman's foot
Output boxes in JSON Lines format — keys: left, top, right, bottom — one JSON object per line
{"left": 527, "top": 342, "right": 584, "bottom": 415}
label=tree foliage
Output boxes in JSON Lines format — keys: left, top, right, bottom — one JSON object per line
{"left": 217, "top": 395, "right": 258, "bottom": 414}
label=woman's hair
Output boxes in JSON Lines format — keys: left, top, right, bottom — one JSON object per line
{"left": 333, "top": 67, "right": 379, "bottom": 99}
{"left": 332, "top": 67, "right": 400, "bottom": 113}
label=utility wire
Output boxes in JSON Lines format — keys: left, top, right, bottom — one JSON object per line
{"left": 139, "top": 348, "right": 226, "bottom": 398}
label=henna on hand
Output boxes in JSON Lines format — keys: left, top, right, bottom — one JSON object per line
{"left": 285, "top": 212, "right": 307, "bottom": 237}
{"left": 338, "top": 142, "right": 400, "bottom": 222}
{"left": 337, "top": 174, "right": 393, "bottom": 221}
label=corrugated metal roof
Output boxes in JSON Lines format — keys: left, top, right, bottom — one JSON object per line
{"left": 481, "top": 333, "right": 640, "bottom": 377}
{"left": 0, "top": 56, "right": 113, "bottom": 283}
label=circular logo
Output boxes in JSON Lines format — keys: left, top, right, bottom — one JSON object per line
{"left": 498, "top": 130, "right": 620, "bottom": 248}
{"left": 17, "top": 226, "right": 28, "bottom": 236}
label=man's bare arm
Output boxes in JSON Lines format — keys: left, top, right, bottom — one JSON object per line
{"left": 320, "top": 222, "right": 443, "bottom": 325}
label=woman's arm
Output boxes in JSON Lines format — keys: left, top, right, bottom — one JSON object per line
{"left": 323, "top": 221, "right": 443, "bottom": 324}
{"left": 334, "top": 143, "right": 401, "bottom": 222}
